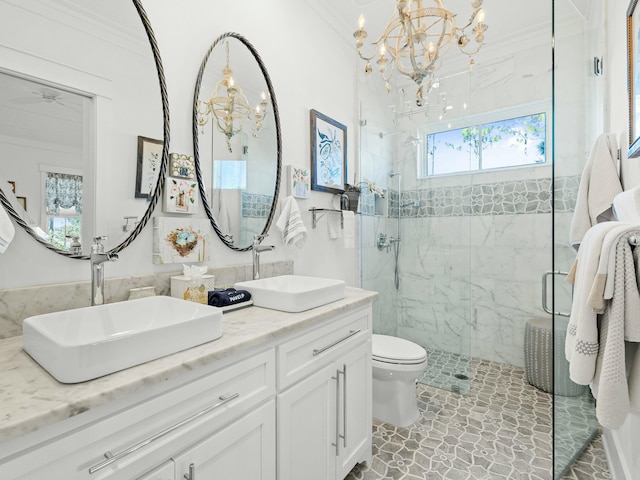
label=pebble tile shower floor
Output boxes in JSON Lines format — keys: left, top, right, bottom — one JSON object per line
{"left": 345, "top": 358, "right": 610, "bottom": 479}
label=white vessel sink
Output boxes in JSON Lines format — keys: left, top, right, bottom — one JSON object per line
{"left": 234, "top": 275, "right": 346, "bottom": 312}
{"left": 22, "top": 296, "right": 223, "bottom": 383}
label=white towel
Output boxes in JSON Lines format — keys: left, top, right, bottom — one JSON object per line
{"left": 342, "top": 211, "right": 355, "bottom": 249}
{"left": 327, "top": 212, "right": 342, "bottom": 239}
{"left": 569, "top": 133, "right": 622, "bottom": 250}
{"left": 586, "top": 223, "right": 633, "bottom": 312}
{"left": 589, "top": 232, "right": 640, "bottom": 428}
{"left": 275, "top": 196, "right": 307, "bottom": 248}
{"left": 613, "top": 186, "right": 640, "bottom": 223}
{"left": 0, "top": 203, "right": 15, "bottom": 255}
{"left": 565, "top": 221, "right": 622, "bottom": 384}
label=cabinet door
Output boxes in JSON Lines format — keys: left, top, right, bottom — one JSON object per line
{"left": 277, "top": 363, "right": 337, "bottom": 480}
{"left": 136, "top": 461, "right": 174, "bottom": 480}
{"left": 173, "top": 400, "right": 275, "bottom": 480}
{"left": 336, "top": 340, "right": 372, "bottom": 479}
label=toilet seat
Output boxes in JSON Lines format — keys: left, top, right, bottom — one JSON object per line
{"left": 372, "top": 334, "right": 427, "bottom": 365}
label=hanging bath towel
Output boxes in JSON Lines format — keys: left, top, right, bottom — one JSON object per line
{"left": 0, "top": 202, "right": 15, "bottom": 255}
{"left": 569, "top": 133, "right": 622, "bottom": 250}
{"left": 275, "top": 196, "right": 307, "bottom": 248}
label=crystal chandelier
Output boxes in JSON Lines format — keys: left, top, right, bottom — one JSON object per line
{"left": 197, "top": 41, "right": 268, "bottom": 153}
{"left": 354, "top": 0, "right": 487, "bottom": 106}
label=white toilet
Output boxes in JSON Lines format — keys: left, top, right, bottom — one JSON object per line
{"left": 372, "top": 334, "right": 428, "bottom": 428}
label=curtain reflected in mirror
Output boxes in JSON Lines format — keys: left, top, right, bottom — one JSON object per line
{"left": 193, "top": 32, "right": 281, "bottom": 251}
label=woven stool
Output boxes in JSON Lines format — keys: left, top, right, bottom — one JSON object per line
{"left": 524, "top": 317, "right": 586, "bottom": 396}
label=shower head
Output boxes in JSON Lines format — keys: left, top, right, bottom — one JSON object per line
{"left": 389, "top": 171, "right": 401, "bottom": 177}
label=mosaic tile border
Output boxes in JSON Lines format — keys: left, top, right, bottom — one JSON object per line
{"left": 241, "top": 192, "right": 273, "bottom": 218}
{"left": 359, "top": 176, "right": 579, "bottom": 217}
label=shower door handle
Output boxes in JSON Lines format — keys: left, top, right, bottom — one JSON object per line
{"left": 541, "top": 271, "right": 571, "bottom": 317}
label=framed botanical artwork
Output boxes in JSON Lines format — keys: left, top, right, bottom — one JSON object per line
{"left": 629, "top": 0, "right": 640, "bottom": 156}
{"left": 135, "top": 136, "right": 163, "bottom": 198}
{"left": 286, "top": 165, "right": 310, "bottom": 199}
{"left": 164, "top": 178, "right": 198, "bottom": 214}
{"left": 310, "top": 109, "right": 347, "bottom": 194}
{"left": 169, "top": 153, "right": 195, "bottom": 179}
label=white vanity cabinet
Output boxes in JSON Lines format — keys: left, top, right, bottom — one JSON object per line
{"left": 276, "top": 308, "right": 372, "bottom": 480}
{"left": 173, "top": 400, "right": 275, "bottom": 480}
{"left": 0, "top": 297, "right": 374, "bottom": 480}
{"left": 136, "top": 461, "right": 174, "bottom": 480}
{"left": 0, "top": 349, "right": 276, "bottom": 480}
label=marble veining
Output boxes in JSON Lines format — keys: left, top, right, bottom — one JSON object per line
{"left": 0, "top": 286, "right": 376, "bottom": 445}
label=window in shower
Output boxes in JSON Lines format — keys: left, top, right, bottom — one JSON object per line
{"left": 422, "top": 112, "right": 547, "bottom": 176}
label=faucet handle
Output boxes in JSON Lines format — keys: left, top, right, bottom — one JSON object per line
{"left": 253, "top": 234, "right": 268, "bottom": 245}
{"left": 92, "top": 236, "right": 108, "bottom": 254}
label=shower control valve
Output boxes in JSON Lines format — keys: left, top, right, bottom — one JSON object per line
{"left": 377, "top": 233, "right": 390, "bottom": 252}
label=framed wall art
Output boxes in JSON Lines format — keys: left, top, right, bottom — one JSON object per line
{"left": 310, "top": 109, "right": 347, "bottom": 194}
{"left": 286, "top": 165, "right": 310, "bottom": 199}
{"left": 135, "top": 136, "right": 163, "bottom": 198}
{"left": 169, "top": 153, "right": 195, "bottom": 179}
{"left": 152, "top": 217, "right": 211, "bottom": 264}
{"left": 629, "top": 0, "right": 640, "bottom": 156}
{"left": 164, "top": 177, "right": 198, "bottom": 214}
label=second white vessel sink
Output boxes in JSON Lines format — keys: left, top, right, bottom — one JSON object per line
{"left": 234, "top": 274, "right": 346, "bottom": 312}
{"left": 22, "top": 296, "right": 223, "bottom": 383}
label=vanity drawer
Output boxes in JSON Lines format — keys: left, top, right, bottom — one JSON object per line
{"left": 1, "top": 348, "right": 275, "bottom": 480}
{"left": 277, "top": 307, "right": 371, "bottom": 390}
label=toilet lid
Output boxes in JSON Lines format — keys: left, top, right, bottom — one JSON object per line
{"left": 372, "top": 334, "right": 427, "bottom": 364}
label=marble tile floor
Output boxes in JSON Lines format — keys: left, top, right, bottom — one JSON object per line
{"left": 419, "top": 347, "right": 472, "bottom": 396}
{"left": 345, "top": 357, "right": 610, "bottom": 479}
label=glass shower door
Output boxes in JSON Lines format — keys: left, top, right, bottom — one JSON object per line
{"left": 552, "top": 0, "right": 603, "bottom": 477}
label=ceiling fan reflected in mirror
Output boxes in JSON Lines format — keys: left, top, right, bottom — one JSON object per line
{"left": 11, "top": 88, "right": 65, "bottom": 106}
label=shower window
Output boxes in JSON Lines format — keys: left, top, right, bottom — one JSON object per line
{"left": 422, "top": 112, "right": 547, "bottom": 176}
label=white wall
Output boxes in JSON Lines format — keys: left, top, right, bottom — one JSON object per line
{"left": 0, "top": 0, "right": 360, "bottom": 289}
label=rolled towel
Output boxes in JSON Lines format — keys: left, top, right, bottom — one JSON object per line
{"left": 612, "top": 186, "right": 640, "bottom": 223}
{"left": 208, "top": 288, "right": 252, "bottom": 307}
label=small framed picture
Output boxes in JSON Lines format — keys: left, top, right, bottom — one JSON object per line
{"left": 135, "top": 136, "right": 163, "bottom": 198}
{"left": 169, "top": 153, "right": 195, "bottom": 179}
{"left": 16, "top": 196, "right": 26, "bottom": 211}
{"left": 310, "top": 109, "right": 347, "bottom": 194}
{"left": 287, "top": 165, "right": 310, "bottom": 199}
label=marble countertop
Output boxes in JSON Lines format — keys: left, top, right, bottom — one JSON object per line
{"left": 0, "top": 287, "right": 377, "bottom": 445}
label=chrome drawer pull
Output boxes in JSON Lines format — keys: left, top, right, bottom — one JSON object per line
{"left": 331, "top": 369, "right": 341, "bottom": 456}
{"left": 89, "top": 392, "right": 240, "bottom": 474}
{"left": 184, "top": 463, "right": 196, "bottom": 480}
{"left": 341, "top": 364, "right": 347, "bottom": 448}
{"left": 312, "top": 329, "right": 361, "bottom": 356}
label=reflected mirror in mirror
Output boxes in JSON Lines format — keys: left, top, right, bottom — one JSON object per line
{"left": 194, "top": 32, "right": 281, "bottom": 251}
{"left": 0, "top": 72, "right": 89, "bottom": 253}
{"left": 0, "top": 0, "right": 168, "bottom": 258}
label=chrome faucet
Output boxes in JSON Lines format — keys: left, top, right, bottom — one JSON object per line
{"left": 252, "top": 234, "right": 275, "bottom": 280}
{"left": 90, "top": 236, "right": 118, "bottom": 306}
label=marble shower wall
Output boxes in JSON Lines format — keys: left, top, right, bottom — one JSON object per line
{"left": 360, "top": 175, "right": 578, "bottom": 368}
